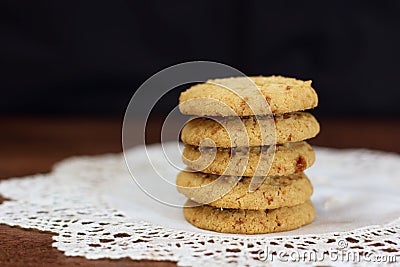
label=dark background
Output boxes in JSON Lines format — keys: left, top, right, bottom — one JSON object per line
{"left": 1, "top": 1, "right": 400, "bottom": 117}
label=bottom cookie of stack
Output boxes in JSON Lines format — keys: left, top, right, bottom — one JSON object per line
{"left": 183, "top": 200, "right": 315, "bottom": 234}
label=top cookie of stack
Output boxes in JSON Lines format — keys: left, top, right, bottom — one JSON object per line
{"left": 180, "top": 75, "right": 318, "bottom": 116}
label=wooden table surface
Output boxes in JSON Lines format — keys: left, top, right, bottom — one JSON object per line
{"left": 0, "top": 116, "right": 399, "bottom": 266}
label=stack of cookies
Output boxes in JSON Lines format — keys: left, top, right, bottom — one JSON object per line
{"left": 176, "top": 76, "right": 319, "bottom": 234}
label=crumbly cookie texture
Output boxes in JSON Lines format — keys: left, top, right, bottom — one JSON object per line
{"left": 181, "top": 112, "right": 320, "bottom": 147}
{"left": 182, "top": 141, "right": 315, "bottom": 176}
{"left": 179, "top": 76, "right": 318, "bottom": 116}
{"left": 183, "top": 200, "right": 315, "bottom": 234}
{"left": 176, "top": 171, "right": 313, "bottom": 210}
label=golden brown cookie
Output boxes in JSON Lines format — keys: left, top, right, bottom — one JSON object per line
{"left": 179, "top": 76, "right": 318, "bottom": 116}
{"left": 182, "top": 141, "right": 315, "bottom": 176}
{"left": 183, "top": 200, "right": 315, "bottom": 234}
{"left": 176, "top": 171, "right": 313, "bottom": 210}
{"left": 181, "top": 112, "right": 320, "bottom": 147}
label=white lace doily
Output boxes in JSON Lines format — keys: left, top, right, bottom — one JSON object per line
{"left": 0, "top": 143, "right": 399, "bottom": 266}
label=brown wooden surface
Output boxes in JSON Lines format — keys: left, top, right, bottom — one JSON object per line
{"left": 0, "top": 116, "right": 399, "bottom": 267}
